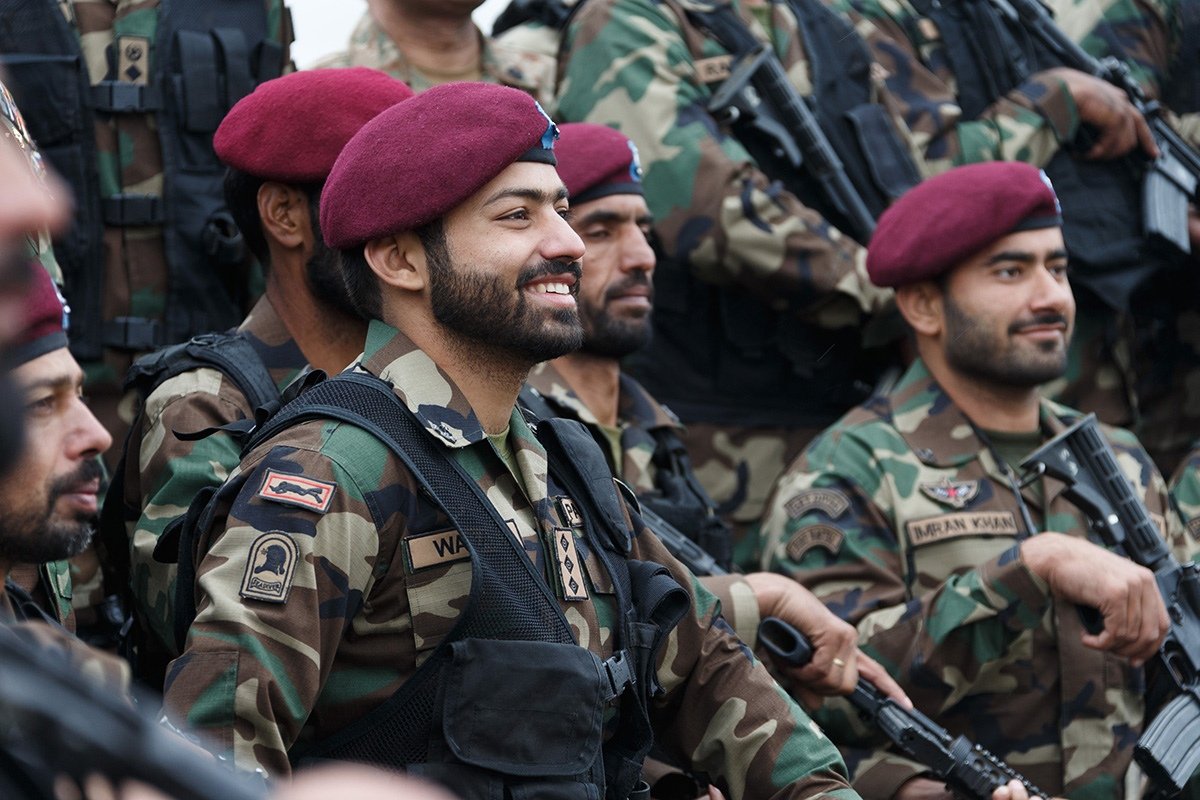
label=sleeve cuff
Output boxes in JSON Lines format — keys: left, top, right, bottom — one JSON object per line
{"left": 979, "top": 543, "right": 1052, "bottom": 631}
{"left": 698, "top": 574, "right": 762, "bottom": 645}
{"left": 1016, "top": 74, "right": 1080, "bottom": 144}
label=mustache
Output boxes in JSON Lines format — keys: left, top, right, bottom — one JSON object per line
{"left": 47, "top": 458, "right": 103, "bottom": 501}
{"left": 604, "top": 272, "right": 653, "bottom": 303}
{"left": 1008, "top": 313, "right": 1069, "bottom": 335}
{"left": 518, "top": 259, "right": 583, "bottom": 290}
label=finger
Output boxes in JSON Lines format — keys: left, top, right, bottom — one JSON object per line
{"left": 1134, "top": 114, "right": 1159, "bottom": 159}
{"left": 857, "top": 653, "right": 912, "bottom": 708}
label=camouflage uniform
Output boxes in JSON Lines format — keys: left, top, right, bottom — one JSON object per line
{"left": 524, "top": 361, "right": 762, "bottom": 640}
{"left": 548, "top": 0, "right": 1092, "bottom": 564}
{"left": 163, "top": 320, "right": 858, "bottom": 799}
{"left": 1168, "top": 446, "right": 1200, "bottom": 542}
{"left": 312, "top": 10, "right": 557, "bottom": 107}
{"left": 758, "top": 358, "right": 1190, "bottom": 799}
{"left": 122, "top": 296, "right": 306, "bottom": 658}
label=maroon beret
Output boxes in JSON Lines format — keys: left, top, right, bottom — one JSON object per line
{"left": 321, "top": 82, "right": 560, "bottom": 248}
{"left": 556, "top": 123, "right": 644, "bottom": 205}
{"left": 214, "top": 68, "right": 414, "bottom": 183}
{"left": 12, "top": 263, "right": 68, "bottom": 365}
{"left": 867, "top": 162, "right": 1062, "bottom": 288}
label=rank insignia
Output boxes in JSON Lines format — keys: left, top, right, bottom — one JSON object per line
{"left": 919, "top": 478, "right": 979, "bottom": 509}
{"left": 784, "top": 488, "right": 850, "bottom": 520}
{"left": 785, "top": 524, "right": 844, "bottom": 561}
{"left": 554, "top": 527, "right": 588, "bottom": 602}
{"left": 240, "top": 531, "right": 299, "bottom": 604}
{"left": 257, "top": 469, "right": 335, "bottom": 513}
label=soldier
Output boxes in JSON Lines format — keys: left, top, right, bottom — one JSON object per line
{"left": 0, "top": 0, "right": 295, "bottom": 643}
{"left": 526, "top": 121, "right": 912, "bottom": 713}
{"left": 162, "top": 82, "right": 859, "bottom": 799}
{"left": 314, "top": 0, "right": 556, "bottom": 106}
{"left": 759, "top": 162, "right": 1187, "bottom": 799}
{"left": 105, "top": 67, "right": 413, "bottom": 683}
{"left": 542, "top": 0, "right": 1153, "bottom": 568}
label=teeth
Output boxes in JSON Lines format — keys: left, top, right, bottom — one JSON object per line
{"left": 533, "top": 282, "right": 570, "bottom": 295}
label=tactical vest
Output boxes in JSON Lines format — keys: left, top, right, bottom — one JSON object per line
{"left": 0, "top": 0, "right": 287, "bottom": 360}
{"left": 519, "top": 384, "right": 734, "bottom": 569}
{"left": 618, "top": 0, "right": 912, "bottom": 428}
{"left": 1164, "top": 0, "right": 1200, "bottom": 116}
{"left": 905, "top": 0, "right": 1177, "bottom": 309}
{"left": 169, "top": 373, "right": 688, "bottom": 800}
{"left": 96, "top": 331, "right": 280, "bottom": 667}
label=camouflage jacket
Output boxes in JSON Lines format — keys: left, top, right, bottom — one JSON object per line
{"left": 1168, "top": 446, "right": 1200, "bottom": 542}
{"left": 123, "top": 296, "right": 306, "bottom": 656}
{"left": 312, "top": 10, "right": 557, "bottom": 107}
{"left": 163, "top": 320, "right": 858, "bottom": 799}
{"left": 524, "top": 361, "right": 761, "bottom": 641}
{"left": 758, "top": 358, "right": 1190, "bottom": 799}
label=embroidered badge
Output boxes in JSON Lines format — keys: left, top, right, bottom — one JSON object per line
{"left": 240, "top": 531, "right": 299, "bottom": 603}
{"left": 695, "top": 55, "right": 733, "bottom": 83}
{"left": 785, "top": 524, "right": 844, "bottom": 561}
{"left": 557, "top": 496, "right": 584, "bottom": 527}
{"left": 257, "top": 469, "right": 336, "bottom": 513}
{"left": 554, "top": 527, "right": 589, "bottom": 602}
{"left": 919, "top": 478, "right": 979, "bottom": 509}
{"left": 1188, "top": 517, "right": 1200, "bottom": 541}
{"left": 784, "top": 489, "right": 851, "bottom": 520}
{"left": 405, "top": 528, "right": 470, "bottom": 572}
{"left": 906, "top": 512, "right": 1018, "bottom": 546}
{"left": 117, "top": 35, "right": 150, "bottom": 85}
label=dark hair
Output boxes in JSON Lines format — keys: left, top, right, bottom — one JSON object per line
{"left": 223, "top": 168, "right": 324, "bottom": 272}
{"left": 335, "top": 218, "right": 446, "bottom": 321}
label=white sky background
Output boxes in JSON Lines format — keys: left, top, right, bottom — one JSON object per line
{"left": 288, "top": 0, "right": 511, "bottom": 68}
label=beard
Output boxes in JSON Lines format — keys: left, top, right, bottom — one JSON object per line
{"left": 426, "top": 235, "right": 584, "bottom": 364}
{"left": 580, "top": 273, "right": 654, "bottom": 358}
{"left": 943, "top": 295, "right": 1070, "bottom": 388}
{"left": 0, "top": 458, "right": 100, "bottom": 564}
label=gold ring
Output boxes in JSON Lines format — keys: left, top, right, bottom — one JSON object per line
{"left": 831, "top": 657, "right": 846, "bottom": 668}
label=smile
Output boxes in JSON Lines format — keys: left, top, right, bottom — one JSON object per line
{"left": 530, "top": 281, "right": 572, "bottom": 295}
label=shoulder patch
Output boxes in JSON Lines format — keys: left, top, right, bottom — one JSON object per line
{"left": 257, "top": 469, "right": 336, "bottom": 513}
{"left": 919, "top": 478, "right": 979, "bottom": 509}
{"left": 1188, "top": 517, "right": 1200, "bottom": 541}
{"left": 785, "top": 524, "right": 844, "bottom": 561}
{"left": 240, "top": 532, "right": 299, "bottom": 604}
{"left": 405, "top": 528, "right": 470, "bottom": 571}
{"left": 694, "top": 55, "right": 732, "bottom": 84}
{"left": 783, "top": 489, "right": 850, "bottom": 520}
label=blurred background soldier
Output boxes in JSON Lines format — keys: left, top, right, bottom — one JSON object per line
{"left": 0, "top": 0, "right": 294, "bottom": 642}
{"left": 314, "top": 0, "right": 556, "bottom": 105}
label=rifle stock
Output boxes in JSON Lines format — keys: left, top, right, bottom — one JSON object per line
{"left": 1021, "top": 414, "right": 1200, "bottom": 796}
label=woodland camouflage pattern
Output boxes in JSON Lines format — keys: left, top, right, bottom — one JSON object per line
{"left": 523, "top": 361, "right": 762, "bottom": 640}
{"left": 758, "top": 358, "right": 1193, "bottom": 799}
{"left": 123, "top": 297, "right": 306, "bottom": 656}
{"left": 163, "top": 320, "right": 857, "bottom": 799}
{"left": 313, "top": 10, "right": 558, "bottom": 107}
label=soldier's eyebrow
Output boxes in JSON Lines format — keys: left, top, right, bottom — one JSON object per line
{"left": 483, "top": 185, "right": 569, "bottom": 207}
{"left": 575, "top": 208, "right": 657, "bottom": 228}
{"left": 985, "top": 248, "right": 1068, "bottom": 264}
{"left": 21, "top": 372, "right": 83, "bottom": 396}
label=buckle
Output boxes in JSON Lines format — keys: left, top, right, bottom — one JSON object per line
{"left": 91, "top": 82, "right": 162, "bottom": 113}
{"left": 102, "top": 194, "right": 164, "bottom": 227}
{"left": 603, "top": 650, "right": 636, "bottom": 701}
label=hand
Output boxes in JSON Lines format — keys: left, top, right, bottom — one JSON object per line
{"left": 990, "top": 778, "right": 1064, "bottom": 800}
{"left": 1041, "top": 67, "right": 1158, "bottom": 160}
{"left": 743, "top": 572, "right": 911, "bottom": 708}
{"left": 1020, "top": 532, "right": 1168, "bottom": 664}
{"left": 1188, "top": 203, "right": 1200, "bottom": 257}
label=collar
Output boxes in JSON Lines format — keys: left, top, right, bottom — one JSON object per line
{"left": 525, "top": 361, "right": 684, "bottom": 432}
{"left": 358, "top": 319, "right": 489, "bottom": 448}
{"left": 237, "top": 296, "right": 309, "bottom": 392}
{"left": 883, "top": 359, "right": 1077, "bottom": 469}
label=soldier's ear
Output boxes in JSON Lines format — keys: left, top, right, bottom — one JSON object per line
{"left": 894, "top": 282, "right": 943, "bottom": 338}
{"left": 364, "top": 232, "right": 426, "bottom": 294}
{"left": 257, "top": 182, "right": 308, "bottom": 249}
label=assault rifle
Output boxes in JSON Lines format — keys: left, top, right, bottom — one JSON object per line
{"left": 759, "top": 618, "right": 1050, "bottom": 800}
{"left": 989, "top": 0, "right": 1200, "bottom": 256}
{"left": 1021, "top": 414, "right": 1200, "bottom": 797}
{"left": 705, "top": 39, "right": 877, "bottom": 245}
{"left": 640, "top": 504, "right": 1050, "bottom": 800}
{"left": 0, "top": 623, "right": 266, "bottom": 800}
